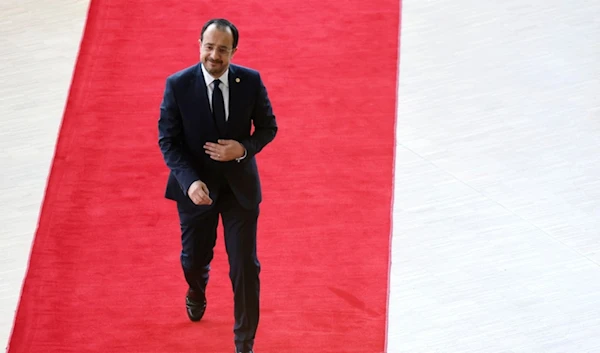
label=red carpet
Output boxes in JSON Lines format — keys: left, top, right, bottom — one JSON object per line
{"left": 9, "top": 0, "right": 400, "bottom": 352}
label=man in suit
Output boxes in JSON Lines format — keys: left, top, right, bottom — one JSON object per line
{"left": 157, "top": 18, "right": 277, "bottom": 353}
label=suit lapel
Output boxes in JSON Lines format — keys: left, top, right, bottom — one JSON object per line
{"left": 191, "top": 63, "right": 218, "bottom": 134}
{"left": 227, "top": 65, "right": 241, "bottom": 132}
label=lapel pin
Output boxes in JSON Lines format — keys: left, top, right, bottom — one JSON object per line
{"left": 235, "top": 78, "right": 241, "bottom": 83}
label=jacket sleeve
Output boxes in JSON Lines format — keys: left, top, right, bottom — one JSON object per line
{"left": 158, "top": 77, "right": 199, "bottom": 194}
{"left": 239, "top": 73, "right": 278, "bottom": 159}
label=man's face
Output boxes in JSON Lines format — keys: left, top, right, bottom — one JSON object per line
{"left": 199, "top": 24, "right": 236, "bottom": 77}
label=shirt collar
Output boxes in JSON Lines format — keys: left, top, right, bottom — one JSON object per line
{"left": 201, "top": 63, "right": 229, "bottom": 88}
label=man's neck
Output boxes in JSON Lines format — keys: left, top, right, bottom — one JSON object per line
{"left": 201, "top": 62, "right": 229, "bottom": 81}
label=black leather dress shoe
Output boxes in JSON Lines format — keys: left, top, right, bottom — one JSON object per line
{"left": 185, "top": 289, "right": 206, "bottom": 322}
{"left": 234, "top": 350, "right": 254, "bottom": 353}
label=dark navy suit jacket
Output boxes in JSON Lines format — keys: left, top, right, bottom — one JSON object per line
{"left": 158, "top": 63, "right": 277, "bottom": 210}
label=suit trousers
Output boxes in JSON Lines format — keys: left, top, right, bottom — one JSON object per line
{"left": 177, "top": 182, "right": 260, "bottom": 350}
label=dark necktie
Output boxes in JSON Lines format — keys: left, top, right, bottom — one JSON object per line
{"left": 212, "top": 79, "right": 226, "bottom": 134}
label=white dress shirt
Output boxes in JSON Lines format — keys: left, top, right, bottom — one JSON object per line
{"left": 200, "top": 63, "right": 246, "bottom": 161}
{"left": 201, "top": 63, "right": 230, "bottom": 121}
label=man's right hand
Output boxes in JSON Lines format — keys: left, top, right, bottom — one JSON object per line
{"left": 187, "top": 180, "right": 213, "bottom": 205}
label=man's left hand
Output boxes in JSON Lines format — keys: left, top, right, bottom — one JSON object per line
{"left": 204, "top": 139, "right": 245, "bottom": 162}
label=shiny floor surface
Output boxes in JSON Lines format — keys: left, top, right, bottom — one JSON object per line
{"left": 0, "top": 0, "right": 90, "bottom": 348}
{"left": 388, "top": 1, "right": 600, "bottom": 352}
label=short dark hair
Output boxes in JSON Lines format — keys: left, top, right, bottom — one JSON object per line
{"left": 200, "top": 18, "right": 239, "bottom": 49}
